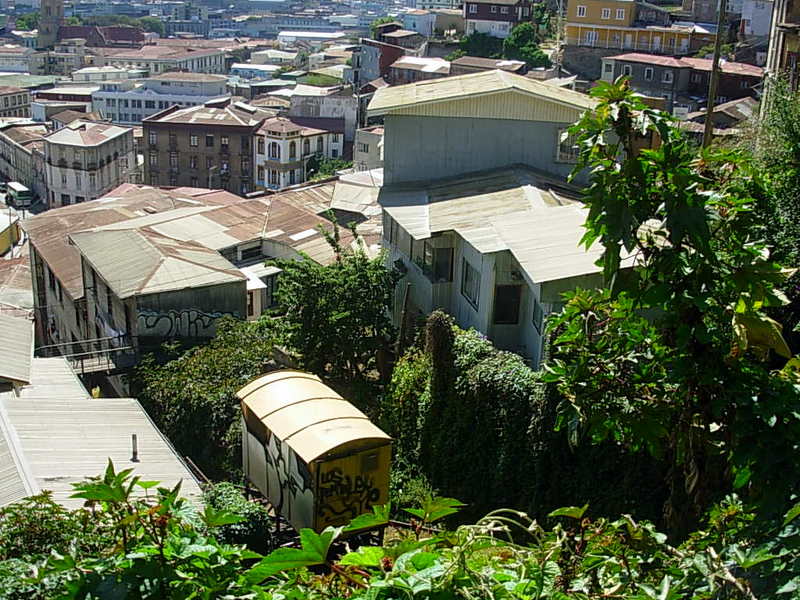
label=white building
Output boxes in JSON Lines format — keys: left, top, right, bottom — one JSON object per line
{"left": 277, "top": 30, "right": 348, "bottom": 49}
{"left": 0, "top": 44, "right": 35, "bottom": 72}
{"left": 92, "top": 72, "right": 230, "bottom": 125}
{"left": 254, "top": 115, "right": 344, "bottom": 190}
{"left": 71, "top": 66, "right": 136, "bottom": 83}
{"left": 44, "top": 119, "right": 136, "bottom": 207}
{"left": 740, "top": 0, "right": 773, "bottom": 37}
{"left": 251, "top": 49, "right": 299, "bottom": 65}
{"left": 402, "top": 9, "right": 437, "bottom": 36}
{"left": 354, "top": 125, "right": 384, "bottom": 171}
{"left": 229, "top": 63, "right": 282, "bottom": 80}
{"left": 99, "top": 46, "right": 226, "bottom": 76}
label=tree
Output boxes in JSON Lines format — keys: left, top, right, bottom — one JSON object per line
{"left": 133, "top": 318, "right": 275, "bottom": 480}
{"left": 64, "top": 16, "right": 81, "bottom": 26}
{"left": 370, "top": 16, "right": 397, "bottom": 38}
{"left": 544, "top": 78, "right": 800, "bottom": 534}
{"left": 272, "top": 223, "right": 399, "bottom": 383}
{"left": 503, "top": 23, "right": 552, "bottom": 68}
{"left": 137, "top": 16, "right": 165, "bottom": 36}
{"left": 15, "top": 12, "right": 38, "bottom": 31}
{"left": 306, "top": 155, "right": 352, "bottom": 181}
{"left": 457, "top": 31, "right": 504, "bottom": 58}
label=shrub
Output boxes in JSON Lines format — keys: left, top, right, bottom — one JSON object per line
{"left": 203, "top": 483, "right": 273, "bottom": 552}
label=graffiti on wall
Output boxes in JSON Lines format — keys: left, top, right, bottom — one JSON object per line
{"left": 263, "top": 433, "right": 315, "bottom": 530}
{"left": 318, "top": 465, "right": 381, "bottom": 527}
{"left": 137, "top": 308, "right": 231, "bottom": 338}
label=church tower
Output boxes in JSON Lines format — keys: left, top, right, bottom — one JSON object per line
{"left": 37, "top": 0, "right": 63, "bottom": 50}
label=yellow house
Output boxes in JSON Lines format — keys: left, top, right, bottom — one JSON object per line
{"left": 0, "top": 204, "right": 20, "bottom": 256}
{"left": 565, "top": 0, "right": 707, "bottom": 55}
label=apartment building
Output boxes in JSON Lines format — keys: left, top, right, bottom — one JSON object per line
{"left": 254, "top": 116, "right": 344, "bottom": 190}
{"left": 565, "top": 0, "right": 704, "bottom": 51}
{"left": 29, "top": 39, "right": 95, "bottom": 76}
{"left": 0, "top": 122, "right": 48, "bottom": 199}
{"left": 0, "top": 86, "right": 31, "bottom": 118}
{"left": 463, "top": 0, "right": 536, "bottom": 38}
{"left": 98, "top": 46, "right": 226, "bottom": 76}
{"left": 71, "top": 66, "right": 136, "bottom": 82}
{"left": 43, "top": 120, "right": 135, "bottom": 208}
{"left": 354, "top": 125, "right": 383, "bottom": 171}
{"left": 766, "top": 0, "right": 800, "bottom": 85}
{"left": 402, "top": 9, "right": 438, "bottom": 36}
{"left": 142, "top": 101, "right": 276, "bottom": 196}
{"left": 601, "top": 53, "right": 764, "bottom": 110}
{"left": 92, "top": 72, "right": 230, "bottom": 125}
{"left": 0, "top": 45, "right": 35, "bottom": 72}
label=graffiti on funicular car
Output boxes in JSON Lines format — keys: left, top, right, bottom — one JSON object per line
{"left": 238, "top": 370, "right": 392, "bottom": 533}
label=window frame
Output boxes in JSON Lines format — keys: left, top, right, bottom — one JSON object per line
{"left": 460, "top": 258, "right": 481, "bottom": 309}
{"left": 576, "top": 5, "right": 587, "bottom": 17}
{"left": 493, "top": 284, "right": 522, "bottom": 325}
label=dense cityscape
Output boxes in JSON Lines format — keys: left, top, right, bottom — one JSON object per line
{"left": 0, "top": 0, "right": 799, "bottom": 596}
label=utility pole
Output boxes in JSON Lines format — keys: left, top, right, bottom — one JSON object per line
{"left": 702, "top": 0, "right": 728, "bottom": 147}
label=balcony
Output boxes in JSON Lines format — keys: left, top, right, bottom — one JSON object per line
{"left": 565, "top": 36, "right": 689, "bottom": 55}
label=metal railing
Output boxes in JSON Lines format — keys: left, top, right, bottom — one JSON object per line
{"left": 35, "top": 334, "right": 138, "bottom": 375}
{"left": 565, "top": 36, "right": 690, "bottom": 54}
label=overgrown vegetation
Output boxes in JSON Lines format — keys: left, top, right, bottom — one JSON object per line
{"left": 450, "top": 22, "right": 551, "bottom": 67}
{"left": 1, "top": 464, "right": 797, "bottom": 599}
{"left": 306, "top": 155, "right": 353, "bottom": 180}
{"left": 203, "top": 483, "right": 272, "bottom": 552}
{"left": 134, "top": 318, "right": 276, "bottom": 480}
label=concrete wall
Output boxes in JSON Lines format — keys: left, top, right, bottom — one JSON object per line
{"left": 289, "top": 93, "right": 358, "bottom": 141}
{"left": 383, "top": 115, "right": 585, "bottom": 185}
{"left": 135, "top": 281, "right": 246, "bottom": 348}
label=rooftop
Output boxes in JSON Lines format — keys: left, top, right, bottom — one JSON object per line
{"left": 368, "top": 69, "right": 596, "bottom": 115}
{"left": 382, "top": 29, "right": 423, "bottom": 38}
{"left": 381, "top": 165, "right": 614, "bottom": 283}
{"left": 144, "top": 102, "right": 276, "bottom": 126}
{"left": 451, "top": 55, "right": 527, "bottom": 72}
{"left": 0, "top": 357, "right": 203, "bottom": 509}
{"left": 36, "top": 86, "right": 100, "bottom": 97}
{"left": 608, "top": 53, "right": 764, "bottom": 76}
{"left": 69, "top": 228, "right": 246, "bottom": 299}
{"left": 0, "top": 86, "right": 25, "bottom": 95}
{"left": 258, "top": 115, "right": 345, "bottom": 135}
{"left": 0, "top": 258, "right": 33, "bottom": 315}
{"left": 23, "top": 185, "right": 243, "bottom": 299}
{"left": 51, "top": 109, "right": 105, "bottom": 125}
{"left": 45, "top": 120, "right": 131, "bottom": 146}
{"left": 0, "top": 313, "right": 32, "bottom": 386}
{"left": 149, "top": 71, "right": 229, "bottom": 83}
{"left": 104, "top": 45, "right": 224, "bottom": 61}
{"left": 0, "top": 122, "right": 48, "bottom": 148}
{"left": 390, "top": 56, "right": 451, "bottom": 74}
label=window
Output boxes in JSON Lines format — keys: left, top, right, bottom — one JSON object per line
{"left": 169, "top": 152, "right": 178, "bottom": 168}
{"left": 240, "top": 244, "right": 262, "bottom": 262}
{"left": 557, "top": 128, "right": 579, "bottom": 163}
{"left": 289, "top": 141, "right": 296, "bottom": 159}
{"left": 422, "top": 242, "right": 453, "bottom": 283}
{"left": 662, "top": 70, "right": 674, "bottom": 83}
{"left": 317, "top": 137, "right": 323, "bottom": 153}
{"left": 623, "top": 64, "right": 632, "bottom": 76}
{"left": 148, "top": 131, "right": 157, "bottom": 145}
{"left": 75, "top": 173, "right": 81, "bottom": 188}
{"left": 149, "top": 151, "right": 158, "bottom": 166}
{"left": 358, "top": 142, "right": 369, "bottom": 153}
{"left": 491, "top": 4, "right": 497, "bottom": 11}
{"left": 303, "top": 139, "right": 310, "bottom": 155}
{"left": 149, "top": 174, "right": 158, "bottom": 186}
{"left": 247, "top": 291, "right": 254, "bottom": 317}
{"left": 332, "top": 148, "right": 339, "bottom": 158}
{"left": 740, "top": 79, "right": 750, "bottom": 89}
{"left": 240, "top": 135, "right": 249, "bottom": 152}
{"left": 61, "top": 173, "right": 67, "bottom": 186}
{"left": 576, "top": 5, "right": 587, "bottom": 17}
{"left": 616, "top": 7, "right": 625, "bottom": 19}
{"left": 205, "top": 134, "right": 214, "bottom": 147}
{"left": 604, "top": 62, "right": 613, "bottom": 73}
{"left": 89, "top": 173, "right": 96, "bottom": 188}
{"left": 289, "top": 170, "right": 296, "bottom": 185}
{"left": 48, "top": 266, "right": 55, "bottom": 291}
{"left": 644, "top": 67, "right": 653, "bottom": 80}
{"left": 532, "top": 296, "right": 544, "bottom": 333}
{"left": 257, "top": 138, "right": 265, "bottom": 154}
{"left": 124, "top": 304, "right": 131, "bottom": 335}
{"left": 258, "top": 166, "right": 265, "bottom": 181}
{"left": 145, "top": 100, "right": 155, "bottom": 108}
{"left": 461, "top": 259, "right": 480, "bottom": 308}
{"left": 691, "top": 72, "right": 702, "bottom": 83}
{"left": 469, "top": 3, "right": 477, "bottom": 12}
{"left": 493, "top": 285, "right": 521, "bottom": 324}
{"left": 190, "top": 176, "right": 198, "bottom": 187}
{"left": 61, "top": 193, "right": 70, "bottom": 205}
{"left": 601, "top": 7, "right": 611, "bottom": 18}
{"left": 264, "top": 274, "right": 278, "bottom": 308}
{"left": 75, "top": 196, "right": 85, "bottom": 203}
{"left": 106, "top": 285, "right": 113, "bottom": 319}
{"left": 500, "top": 5, "right": 508, "bottom": 13}
{"left": 269, "top": 142, "right": 280, "bottom": 159}
{"left": 190, "top": 134, "right": 198, "bottom": 147}
{"left": 206, "top": 157, "right": 214, "bottom": 169}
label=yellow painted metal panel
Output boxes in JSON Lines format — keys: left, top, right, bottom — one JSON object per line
{"left": 314, "top": 443, "right": 391, "bottom": 530}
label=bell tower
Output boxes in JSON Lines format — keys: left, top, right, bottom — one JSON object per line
{"left": 37, "top": 0, "right": 63, "bottom": 50}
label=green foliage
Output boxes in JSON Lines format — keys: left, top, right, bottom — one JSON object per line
{"left": 133, "top": 317, "right": 276, "bottom": 480}
{"left": 545, "top": 77, "right": 800, "bottom": 533}
{"left": 370, "top": 16, "right": 397, "bottom": 38}
{"left": 503, "top": 22, "right": 552, "bottom": 68}
{"left": 695, "top": 42, "right": 734, "bottom": 59}
{"left": 203, "top": 483, "right": 272, "bottom": 552}
{"left": 306, "top": 154, "right": 353, "bottom": 181}
{"left": 272, "top": 226, "right": 399, "bottom": 383}
{"left": 137, "top": 16, "right": 166, "bottom": 36}
{"left": 300, "top": 73, "right": 342, "bottom": 87}
{"left": 458, "top": 31, "right": 504, "bottom": 58}
{"left": 64, "top": 16, "right": 81, "bottom": 26}
{"left": 15, "top": 12, "right": 38, "bottom": 31}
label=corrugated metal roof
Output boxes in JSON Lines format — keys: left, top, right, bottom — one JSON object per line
{"left": 368, "top": 69, "right": 596, "bottom": 116}
{"left": 382, "top": 166, "right": 612, "bottom": 282}
{"left": 69, "top": 229, "right": 246, "bottom": 299}
{"left": 0, "top": 357, "right": 203, "bottom": 508}
{"left": 238, "top": 370, "right": 390, "bottom": 464}
{"left": 0, "top": 258, "right": 33, "bottom": 314}
{"left": 0, "top": 314, "right": 32, "bottom": 385}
